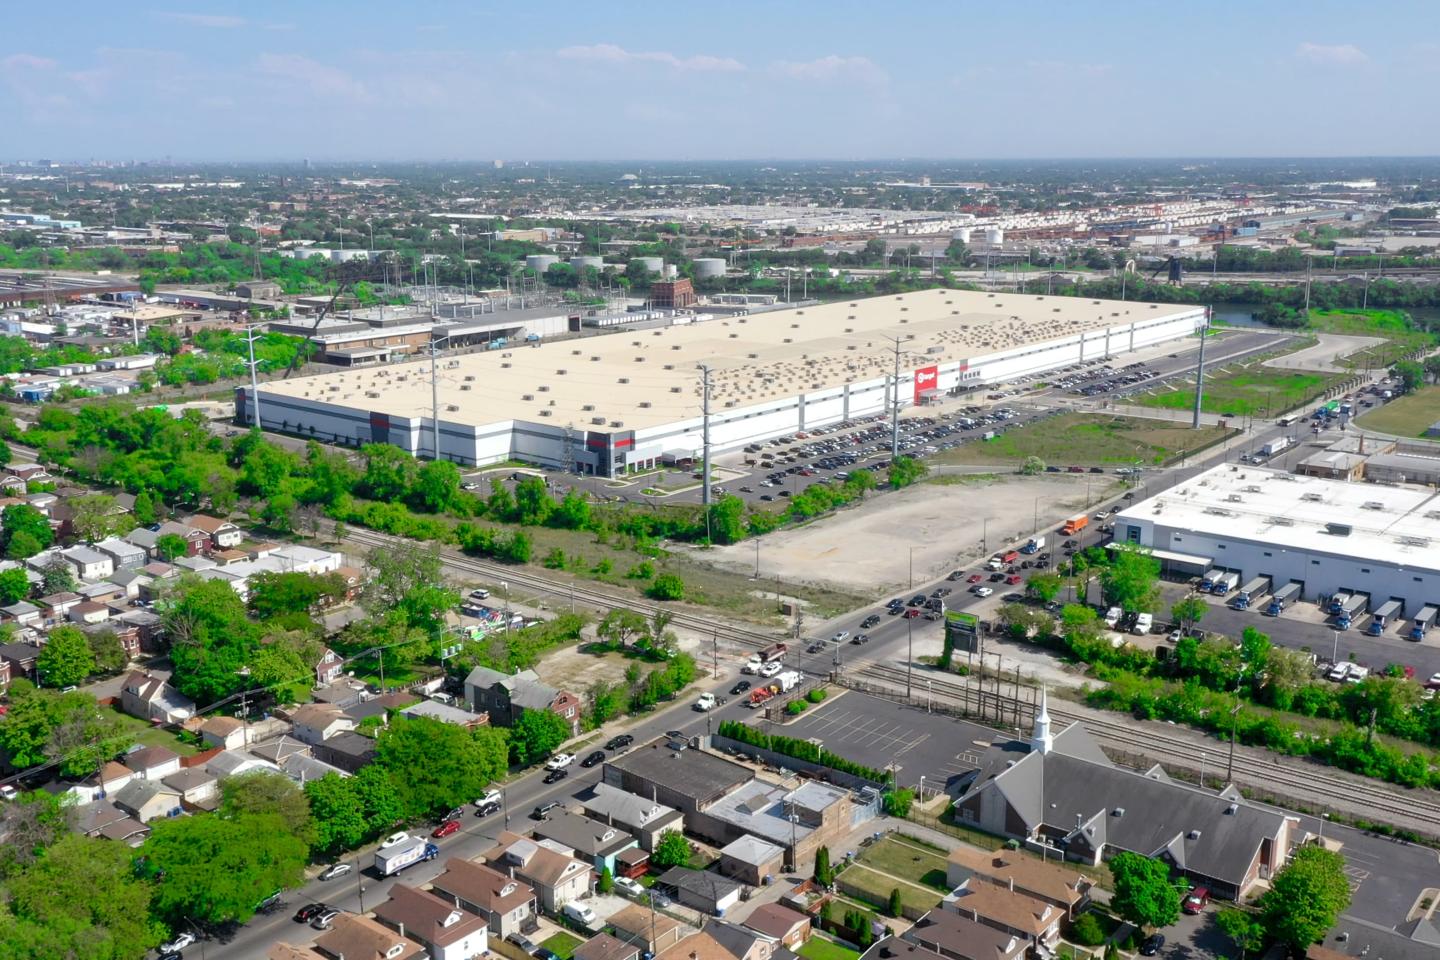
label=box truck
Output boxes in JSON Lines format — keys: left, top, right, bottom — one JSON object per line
{"left": 1021, "top": 535, "right": 1046, "bottom": 554}
{"left": 1232, "top": 576, "right": 1272, "bottom": 610}
{"left": 1334, "top": 593, "right": 1369, "bottom": 630}
{"left": 375, "top": 838, "right": 440, "bottom": 877}
{"left": 1061, "top": 515, "right": 1089, "bottom": 536}
{"left": 1209, "top": 571, "right": 1240, "bottom": 596}
{"left": 1260, "top": 437, "right": 1292, "bottom": 458}
{"left": 1266, "top": 581, "right": 1302, "bottom": 616}
{"left": 1367, "top": 599, "right": 1402, "bottom": 636}
{"left": 1411, "top": 605, "right": 1439, "bottom": 641}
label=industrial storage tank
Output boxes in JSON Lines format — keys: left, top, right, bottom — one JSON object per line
{"left": 951, "top": 227, "right": 972, "bottom": 243}
{"left": 662, "top": 264, "right": 679, "bottom": 278}
{"left": 693, "top": 258, "right": 727, "bottom": 278}
{"left": 569, "top": 256, "right": 604, "bottom": 271}
{"left": 525, "top": 254, "right": 559, "bottom": 272}
{"left": 634, "top": 256, "right": 664, "bottom": 274}
{"left": 984, "top": 227, "right": 1004, "bottom": 245}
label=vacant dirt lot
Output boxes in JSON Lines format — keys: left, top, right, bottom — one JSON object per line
{"left": 695, "top": 473, "right": 1104, "bottom": 593}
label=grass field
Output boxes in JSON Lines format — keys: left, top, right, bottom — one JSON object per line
{"left": 858, "top": 836, "right": 950, "bottom": 891}
{"left": 1310, "top": 309, "right": 1435, "bottom": 371}
{"left": 798, "top": 936, "right": 861, "bottom": 960}
{"left": 108, "top": 708, "right": 201, "bottom": 756}
{"left": 540, "top": 933, "right": 583, "bottom": 959}
{"left": 1354, "top": 386, "right": 1440, "bottom": 438}
{"left": 1135, "top": 364, "right": 1343, "bottom": 418}
{"left": 839, "top": 864, "right": 943, "bottom": 914}
{"left": 932, "top": 413, "right": 1232, "bottom": 468}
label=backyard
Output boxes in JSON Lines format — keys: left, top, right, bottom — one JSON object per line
{"left": 837, "top": 863, "right": 943, "bottom": 914}
{"left": 933, "top": 413, "right": 1234, "bottom": 468}
{"left": 540, "top": 932, "right": 584, "bottom": 960}
{"left": 1355, "top": 386, "right": 1440, "bottom": 438}
{"left": 108, "top": 707, "right": 201, "bottom": 756}
{"left": 797, "top": 935, "right": 861, "bottom": 960}
{"left": 857, "top": 835, "right": 950, "bottom": 891}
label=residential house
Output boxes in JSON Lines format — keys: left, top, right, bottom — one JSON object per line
{"left": 400, "top": 699, "right": 489, "bottom": 730}
{"left": 484, "top": 831, "right": 593, "bottom": 914}
{"left": 107, "top": 567, "right": 154, "bottom": 599}
{"left": 0, "top": 640, "right": 41, "bottom": 679}
{"left": 656, "top": 922, "right": 774, "bottom": 960}
{"left": 655, "top": 867, "right": 744, "bottom": 916}
{"left": 311, "top": 731, "right": 377, "bottom": 773}
{"left": 185, "top": 514, "right": 243, "bottom": 551}
{"left": 601, "top": 738, "right": 753, "bottom": 820}
{"left": 250, "top": 735, "right": 352, "bottom": 784}
{"left": 719, "top": 836, "right": 786, "bottom": 886}
{"left": 953, "top": 694, "right": 1294, "bottom": 900}
{"left": 157, "top": 520, "right": 210, "bottom": 556}
{"left": 119, "top": 671, "right": 194, "bottom": 724}
{"left": 313, "top": 913, "right": 425, "bottom": 960}
{"left": 941, "top": 880, "right": 1063, "bottom": 954}
{"left": 74, "top": 800, "right": 149, "bottom": 846}
{"left": 429, "top": 858, "right": 537, "bottom": 940}
{"left": 946, "top": 847, "right": 1091, "bottom": 921}
{"left": 315, "top": 646, "right": 344, "bottom": 686}
{"left": 205, "top": 750, "right": 280, "bottom": 780}
{"left": 200, "top": 716, "right": 249, "bottom": 750}
{"left": 743, "top": 903, "right": 812, "bottom": 951}
{"left": 697, "top": 776, "right": 856, "bottom": 872}
{"left": 531, "top": 810, "right": 639, "bottom": 875}
{"left": 373, "top": 883, "right": 489, "bottom": 960}
{"left": 463, "top": 666, "right": 581, "bottom": 735}
{"left": 903, "top": 909, "right": 1029, "bottom": 960}
{"left": 77, "top": 580, "right": 125, "bottom": 604}
{"left": 267, "top": 945, "right": 326, "bottom": 960}
{"left": 124, "top": 527, "right": 162, "bottom": 559}
{"left": 0, "top": 603, "right": 41, "bottom": 629}
{"left": 125, "top": 745, "right": 181, "bottom": 781}
{"left": 113, "top": 609, "right": 165, "bottom": 651}
{"left": 0, "top": 475, "right": 26, "bottom": 497}
{"left": 163, "top": 767, "right": 220, "bottom": 809}
{"left": 95, "top": 537, "right": 147, "bottom": 571}
{"left": 112, "top": 779, "right": 183, "bottom": 823}
{"left": 61, "top": 545, "right": 113, "bottom": 581}
{"left": 608, "top": 905, "right": 684, "bottom": 954}
{"left": 0, "top": 658, "right": 9, "bottom": 690}
{"left": 83, "top": 623, "right": 140, "bottom": 660}
{"left": 36, "top": 591, "right": 83, "bottom": 624}
{"left": 24, "top": 491, "right": 58, "bottom": 514}
{"left": 579, "top": 782, "right": 684, "bottom": 852}
{"left": 67, "top": 600, "right": 111, "bottom": 625}
{"left": 573, "top": 934, "right": 641, "bottom": 960}
{"left": 290, "top": 703, "right": 356, "bottom": 745}
{"left": 8, "top": 464, "right": 51, "bottom": 484}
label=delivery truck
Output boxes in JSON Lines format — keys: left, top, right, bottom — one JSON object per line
{"left": 1232, "top": 576, "right": 1272, "bottom": 610}
{"left": 1367, "top": 599, "right": 1402, "bottom": 636}
{"left": 1209, "top": 571, "right": 1240, "bottom": 596}
{"left": 1021, "top": 535, "right": 1046, "bottom": 554}
{"left": 1411, "top": 605, "right": 1439, "bottom": 641}
{"left": 1260, "top": 437, "right": 1292, "bottom": 458}
{"left": 375, "top": 838, "right": 440, "bottom": 877}
{"left": 1265, "top": 581, "right": 1302, "bottom": 616}
{"left": 1326, "top": 592, "right": 1351, "bottom": 616}
{"left": 1334, "top": 593, "right": 1369, "bottom": 630}
{"left": 1061, "top": 514, "right": 1089, "bottom": 536}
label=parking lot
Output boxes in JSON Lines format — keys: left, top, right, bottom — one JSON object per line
{"left": 776, "top": 692, "right": 998, "bottom": 790}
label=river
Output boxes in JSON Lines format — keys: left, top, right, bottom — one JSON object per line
{"left": 1211, "top": 302, "right": 1440, "bottom": 329}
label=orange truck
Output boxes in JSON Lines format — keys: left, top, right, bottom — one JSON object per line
{"left": 1061, "top": 514, "right": 1089, "bottom": 536}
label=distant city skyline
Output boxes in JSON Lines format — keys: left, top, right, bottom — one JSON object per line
{"left": 4, "top": 0, "right": 1439, "bottom": 161}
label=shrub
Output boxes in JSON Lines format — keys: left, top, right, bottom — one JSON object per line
{"left": 717, "top": 720, "right": 887, "bottom": 782}
{"left": 887, "top": 887, "right": 903, "bottom": 918}
{"left": 806, "top": 688, "right": 827, "bottom": 704}
{"left": 882, "top": 788, "right": 914, "bottom": 817}
{"left": 785, "top": 700, "right": 807, "bottom": 715}
{"left": 1070, "top": 913, "right": 1106, "bottom": 946}
{"left": 647, "top": 573, "right": 686, "bottom": 601}
{"left": 626, "top": 561, "right": 656, "bottom": 580}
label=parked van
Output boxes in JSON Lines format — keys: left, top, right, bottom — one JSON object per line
{"left": 562, "top": 902, "right": 598, "bottom": 927}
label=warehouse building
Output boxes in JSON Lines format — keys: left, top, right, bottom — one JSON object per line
{"left": 242, "top": 289, "right": 1205, "bottom": 476}
{"left": 1113, "top": 464, "right": 1440, "bottom": 613}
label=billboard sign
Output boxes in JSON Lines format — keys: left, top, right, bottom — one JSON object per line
{"left": 913, "top": 365, "right": 939, "bottom": 404}
{"left": 945, "top": 609, "right": 980, "bottom": 653}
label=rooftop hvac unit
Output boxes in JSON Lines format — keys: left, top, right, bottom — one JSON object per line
{"left": 464, "top": 375, "right": 475, "bottom": 382}
{"left": 445, "top": 360, "right": 460, "bottom": 368}
{"left": 1362, "top": 501, "right": 1385, "bottom": 510}
{"left": 539, "top": 410, "right": 552, "bottom": 417}
{"left": 521, "top": 394, "right": 533, "bottom": 401}
{"left": 446, "top": 404, "right": 459, "bottom": 412}
{"left": 365, "top": 391, "right": 380, "bottom": 398}
{"left": 670, "top": 387, "right": 682, "bottom": 393}
{"left": 538, "top": 385, "right": 549, "bottom": 392}
{"left": 609, "top": 420, "right": 623, "bottom": 428}
{"left": 1301, "top": 493, "right": 1324, "bottom": 502}
{"left": 460, "top": 385, "right": 471, "bottom": 391}
{"left": 1325, "top": 523, "right": 1352, "bottom": 536}
{"left": 1226, "top": 494, "right": 1242, "bottom": 502}
{"left": 1400, "top": 536, "right": 1431, "bottom": 547}
{"left": 639, "top": 401, "right": 651, "bottom": 408}
{"left": 617, "top": 378, "right": 628, "bottom": 384}
{"left": 1204, "top": 507, "right": 1234, "bottom": 517}
{"left": 582, "top": 404, "right": 594, "bottom": 411}
{"left": 501, "top": 362, "right": 511, "bottom": 368}
{"left": 1269, "top": 517, "right": 1294, "bottom": 526}
{"left": 1245, "top": 485, "right": 1261, "bottom": 493}
{"left": 590, "top": 416, "right": 605, "bottom": 425}
{"left": 1426, "top": 511, "right": 1440, "bottom": 521}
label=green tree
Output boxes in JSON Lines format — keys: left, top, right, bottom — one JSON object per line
{"left": 1026, "top": 573, "right": 1063, "bottom": 603}
{"left": 35, "top": 626, "right": 95, "bottom": 688}
{"left": 303, "top": 773, "right": 369, "bottom": 857}
{"left": 597, "top": 866, "right": 614, "bottom": 894}
{"left": 509, "top": 708, "right": 571, "bottom": 767}
{"left": 155, "top": 533, "right": 188, "bottom": 562}
{"left": 0, "top": 567, "right": 30, "bottom": 605}
{"left": 1, "top": 833, "right": 163, "bottom": 960}
{"left": 706, "top": 495, "right": 747, "bottom": 544}
{"left": 1259, "top": 845, "right": 1351, "bottom": 953}
{"left": 814, "top": 846, "right": 833, "bottom": 886}
{"left": 86, "top": 629, "right": 130, "bottom": 675}
{"left": 361, "top": 542, "right": 458, "bottom": 639}
{"left": 1215, "top": 908, "right": 1266, "bottom": 960}
{"left": 652, "top": 830, "right": 691, "bottom": 869}
{"left": 142, "top": 812, "right": 308, "bottom": 927}
{"left": 1020, "top": 456, "right": 1046, "bottom": 476}
{"left": 5, "top": 530, "right": 42, "bottom": 560}
{"left": 887, "top": 455, "right": 928, "bottom": 489}
{"left": 248, "top": 570, "right": 347, "bottom": 619}
{"left": 221, "top": 771, "right": 317, "bottom": 849}
{"left": 1060, "top": 603, "right": 1103, "bottom": 643}
{"left": 1101, "top": 546, "right": 1161, "bottom": 614}
{"left": 846, "top": 468, "right": 878, "bottom": 498}
{"left": 1391, "top": 359, "right": 1424, "bottom": 394}
{"left": 1070, "top": 913, "right": 1106, "bottom": 947}
{"left": 132, "top": 490, "right": 159, "bottom": 526}
{"left": 513, "top": 476, "right": 553, "bottom": 525}
{"left": 69, "top": 493, "right": 124, "bottom": 543}
{"left": 163, "top": 576, "right": 262, "bottom": 704}
{"left": 39, "top": 557, "right": 76, "bottom": 596}
{"left": 1109, "top": 852, "right": 1183, "bottom": 932}
{"left": 0, "top": 790, "right": 74, "bottom": 879}
{"left": 1170, "top": 594, "right": 1208, "bottom": 634}
{"left": 551, "top": 491, "right": 592, "bottom": 530}
{"left": 1, "top": 504, "right": 53, "bottom": 556}
{"left": 413, "top": 460, "right": 462, "bottom": 513}
{"left": 648, "top": 573, "right": 686, "bottom": 601}
{"left": 882, "top": 788, "right": 914, "bottom": 817}
{"left": 887, "top": 886, "right": 904, "bottom": 918}
{"left": 376, "top": 715, "right": 506, "bottom": 820}
{"left": 596, "top": 608, "right": 649, "bottom": 650}
{"left": 359, "top": 443, "right": 418, "bottom": 501}
{"left": 260, "top": 492, "right": 298, "bottom": 532}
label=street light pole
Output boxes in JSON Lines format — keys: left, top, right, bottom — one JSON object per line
{"left": 906, "top": 617, "right": 914, "bottom": 698}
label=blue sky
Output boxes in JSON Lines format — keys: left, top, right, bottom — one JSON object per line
{"left": 4, "top": 1, "right": 1438, "bottom": 160}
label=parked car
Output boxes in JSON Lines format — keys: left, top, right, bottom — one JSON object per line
{"left": 967, "top": 573, "right": 983, "bottom": 583}
{"left": 507, "top": 934, "right": 540, "bottom": 956}
{"left": 730, "top": 679, "right": 752, "bottom": 695}
{"left": 475, "top": 800, "right": 502, "bottom": 818}
{"left": 606, "top": 734, "right": 634, "bottom": 751}
{"left": 562, "top": 901, "right": 598, "bottom": 926}
{"left": 160, "top": 934, "right": 196, "bottom": 954}
{"left": 532, "top": 801, "right": 560, "bottom": 820}
{"left": 318, "top": 862, "right": 352, "bottom": 881}
{"left": 974, "top": 587, "right": 994, "bottom": 598}
{"left": 432, "top": 820, "right": 461, "bottom": 839}
{"left": 475, "top": 789, "right": 502, "bottom": 809}
{"left": 1183, "top": 887, "right": 1210, "bottom": 914}
{"left": 1139, "top": 934, "right": 1165, "bottom": 956}
{"left": 613, "top": 876, "right": 645, "bottom": 898}
{"left": 311, "top": 909, "right": 341, "bottom": 931}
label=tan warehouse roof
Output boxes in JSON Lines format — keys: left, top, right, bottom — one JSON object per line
{"left": 259, "top": 289, "right": 1195, "bottom": 431}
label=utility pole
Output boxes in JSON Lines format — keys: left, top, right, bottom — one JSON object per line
{"left": 699, "top": 363, "right": 713, "bottom": 530}
{"left": 882, "top": 334, "right": 913, "bottom": 461}
{"left": 906, "top": 617, "right": 914, "bottom": 698}
{"left": 1191, "top": 309, "right": 1209, "bottom": 429}
{"left": 245, "top": 323, "right": 263, "bottom": 429}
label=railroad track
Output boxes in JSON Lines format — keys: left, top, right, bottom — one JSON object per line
{"left": 857, "top": 661, "right": 1440, "bottom": 828}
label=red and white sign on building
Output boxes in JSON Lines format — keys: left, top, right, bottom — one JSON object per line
{"left": 913, "top": 365, "right": 939, "bottom": 404}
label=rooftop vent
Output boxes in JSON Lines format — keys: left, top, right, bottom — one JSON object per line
{"left": 446, "top": 404, "right": 459, "bottom": 412}
{"left": 582, "top": 404, "right": 594, "bottom": 412}
{"left": 1400, "top": 536, "right": 1431, "bottom": 548}
{"left": 1301, "top": 493, "right": 1324, "bottom": 502}
{"left": 460, "top": 385, "right": 471, "bottom": 391}
{"left": 1268, "top": 516, "right": 1294, "bottom": 526}
{"left": 1325, "top": 522, "right": 1353, "bottom": 537}
{"left": 1112, "top": 807, "right": 1125, "bottom": 817}
{"left": 590, "top": 416, "right": 605, "bottom": 425}
{"left": 1362, "top": 501, "right": 1385, "bottom": 511}
{"left": 521, "top": 394, "right": 533, "bottom": 401}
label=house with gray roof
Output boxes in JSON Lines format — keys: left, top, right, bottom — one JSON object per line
{"left": 953, "top": 693, "right": 1295, "bottom": 900}
{"left": 531, "top": 810, "right": 639, "bottom": 875}
{"left": 112, "top": 779, "right": 183, "bottom": 823}
{"left": 579, "top": 782, "right": 684, "bottom": 851}
{"left": 95, "top": 537, "right": 146, "bottom": 571}
{"left": 60, "top": 545, "right": 113, "bottom": 581}
{"left": 464, "top": 666, "right": 580, "bottom": 734}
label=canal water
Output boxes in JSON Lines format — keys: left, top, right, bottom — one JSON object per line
{"left": 1211, "top": 302, "right": 1440, "bottom": 329}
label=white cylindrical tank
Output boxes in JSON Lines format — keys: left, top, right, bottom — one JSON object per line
{"left": 635, "top": 256, "right": 664, "bottom": 274}
{"left": 663, "top": 264, "right": 678, "bottom": 278}
{"left": 951, "top": 227, "right": 972, "bottom": 243}
{"left": 525, "top": 254, "right": 559, "bottom": 272}
{"left": 569, "top": 256, "right": 604, "bottom": 271}
{"left": 693, "top": 258, "right": 726, "bottom": 278}
{"left": 984, "top": 227, "right": 1004, "bottom": 245}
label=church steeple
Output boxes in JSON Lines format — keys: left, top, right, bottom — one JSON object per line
{"left": 1030, "top": 686, "right": 1053, "bottom": 755}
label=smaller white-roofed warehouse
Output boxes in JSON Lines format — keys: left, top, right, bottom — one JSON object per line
{"left": 1113, "top": 463, "right": 1440, "bottom": 615}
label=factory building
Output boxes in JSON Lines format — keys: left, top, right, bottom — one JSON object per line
{"left": 1113, "top": 464, "right": 1440, "bottom": 612}
{"left": 242, "top": 289, "right": 1204, "bottom": 476}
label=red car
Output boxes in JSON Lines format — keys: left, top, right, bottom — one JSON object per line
{"left": 1005, "top": 574, "right": 1022, "bottom": 585}
{"left": 432, "top": 820, "right": 460, "bottom": 839}
{"left": 967, "top": 574, "right": 983, "bottom": 583}
{"left": 904, "top": 609, "right": 920, "bottom": 618}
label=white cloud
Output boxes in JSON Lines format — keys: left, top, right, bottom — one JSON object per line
{"left": 255, "top": 53, "right": 367, "bottom": 101}
{"left": 161, "top": 12, "right": 247, "bottom": 28}
{"left": 2, "top": 53, "right": 57, "bottom": 70}
{"left": 773, "top": 55, "right": 886, "bottom": 84}
{"left": 556, "top": 43, "right": 744, "bottom": 73}
{"left": 1296, "top": 42, "right": 1367, "bottom": 65}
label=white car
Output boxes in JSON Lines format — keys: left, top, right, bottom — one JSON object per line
{"left": 974, "top": 586, "right": 994, "bottom": 598}
{"left": 546, "top": 753, "right": 575, "bottom": 771}
{"left": 758, "top": 661, "right": 783, "bottom": 678}
{"left": 831, "top": 631, "right": 850, "bottom": 643}
{"left": 380, "top": 832, "right": 410, "bottom": 849}
{"left": 160, "top": 933, "right": 196, "bottom": 953}
{"left": 475, "top": 789, "right": 502, "bottom": 808}
{"left": 613, "top": 876, "right": 645, "bottom": 898}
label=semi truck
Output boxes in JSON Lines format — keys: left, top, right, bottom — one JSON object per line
{"left": 1265, "top": 581, "right": 1302, "bottom": 616}
{"left": 1062, "top": 515, "right": 1089, "bottom": 536}
{"left": 1411, "top": 605, "right": 1439, "bottom": 641}
{"left": 375, "top": 838, "right": 440, "bottom": 877}
{"left": 1367, "top": 599, "right": 1403, "bottom": 636}
{"left": 1232, "top": 576, "right": 1272, "bottom": 610}
{"left": 1260, "top": 437, "right": 1292, "bottom": 458}
{"left": 1326, "top": 592, "right": 1351, "bottom": 616}
{"left": 1021, "top": 535, "right": 1046, "bottom": 554}
{"left": 1209, "top": 571, "right": 1240, "bottom": 596}
{"left": 743, "top": 643, "right": 788, "bottom": 673}
{"left": 1199, "top": 569, "right": 1219, "bottom": 592}
{"left": 1334, "top": 593, "right": 1369, "bottom": 630}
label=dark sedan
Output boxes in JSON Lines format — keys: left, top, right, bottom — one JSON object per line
{"left": 580, "top": 750, "right": 605, "bottom": 768}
